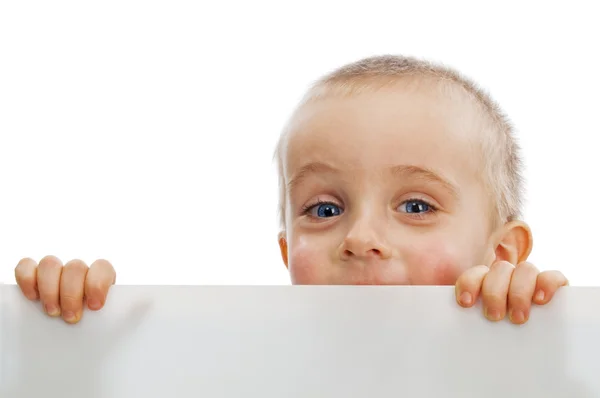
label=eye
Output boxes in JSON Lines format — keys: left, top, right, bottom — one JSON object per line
{"left": 398, "top": 199, "right": 434, "bottom": 214}
{"left": 304, "top": 201, "right": 343, "bottom": 218}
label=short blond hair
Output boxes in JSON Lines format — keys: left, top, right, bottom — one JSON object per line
{"left": 275, "top": 54, "right": 524, "bottom": 230}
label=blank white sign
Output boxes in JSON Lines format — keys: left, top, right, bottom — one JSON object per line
{"left": 1, "top": 285, "right": 599, "bottom": 397}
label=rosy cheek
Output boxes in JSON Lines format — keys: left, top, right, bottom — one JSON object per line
{"left": 406, "top": 244, "right": 466, "bottom": 285}
{"left": 287, "top": 238, "right": 329, "bottom": 285}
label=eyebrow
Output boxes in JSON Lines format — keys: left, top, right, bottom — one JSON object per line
{"left": 286, "top": 161, "right": 459, "bottom": 199}
{"left": 389, "top": 164, "right": 460, "bottom": 200}
{"left": 287, "top": 161, "right": 338, "bottom": 194}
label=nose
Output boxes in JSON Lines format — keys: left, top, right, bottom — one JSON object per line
{"left": 339, "top": 217, "right": 392, "bottom": 261}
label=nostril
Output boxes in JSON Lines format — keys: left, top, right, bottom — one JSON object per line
{"left": 343, "top": 248, "right": 381, "bottom": 258}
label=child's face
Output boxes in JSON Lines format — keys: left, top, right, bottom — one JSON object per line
{"left": 279, "top": 82, "right": 498, "bottom": 285}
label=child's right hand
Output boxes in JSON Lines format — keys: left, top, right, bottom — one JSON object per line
{"left": 14, "top": 255, "right": 116, "bottom": 324}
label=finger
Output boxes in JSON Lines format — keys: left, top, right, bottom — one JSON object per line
{"left": 85, "top": 259, "right": 116, "bottom": 311}
{"left": 533, "top": 270, "right": 569, "bottom": 305}
{"left": 60, "top": 259, "right": 89, "bottom": 324}
{"left": 455, "top": 265, "right": 489, "bottom": 307}
{"left": 36, "top": 255, "right": 63, "bottom": 317}
{"left": 507, "top": 262, "right": 539, "bottom": 324}
{"left": 15, "top": 257, "right": 39, "bottom": 300}
{"left": 481, "top": 260, "right": 515, "bottom": 321}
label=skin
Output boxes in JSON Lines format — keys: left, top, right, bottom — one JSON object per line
{"left": 277, "top": 80, "right": 568, "bottom": 324}
{"left": 15, "top": 256, "right": 116, "bottom": 324}
{"left": 14, "top": 81, "right": 567, "bottom": 326}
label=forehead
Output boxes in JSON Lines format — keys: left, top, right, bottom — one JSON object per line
{"left": 282, "top": 82, "right": 485, "bottom": 180}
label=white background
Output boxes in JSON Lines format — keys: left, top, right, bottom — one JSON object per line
{"left": 1, "top": 1, "right": 598, "bottom": 286}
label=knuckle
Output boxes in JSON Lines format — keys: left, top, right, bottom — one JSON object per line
{"left": 16, "top": 273, "right": 36, "bottom": 286}
{"left": 509, "top": 293, "right": 530, "bottom": 307}
{"left": 38, "top": 255, "right": 62, "bottom": 271}
{"left": 38, "top": 286, "right": 60, "bottom": 300}
{"left": 92, "top": 258, "right": 114, "bottom": 269}
{"left": 60, "top": 295, "right": 82, "bottom": 309}
{"left": 455, "top": 272, "right": 469, "bottom": 286}
{"left": 15, "top": 257, "right": 35, "bottom": 270}
{"left": 457, "top": 278, "right": 477, "bottom": 293}
{"left": 536, "top": 271, "right": 554, "bottom": 285}
{"left": 515, "top": 265, "right": 540, "bottom": 280}
{"left": 64, "top": 259, "right": 89, "bottom": 272}
{"left": 483, "top": 291, "right": 506, "bottom": 305}
{"left": 517, "top": 261, "right": 538, "bottom": 271}
{"left": 86, "top": 279, "right": 108, "bottom": 293}
{"left": 512, "top": 268, "right": 538, "bottom": 286}
{"left": 39, "top": 290, "right": 59, "bottom": 302}
{"left": 490, "top": 260, "right": 514, "bottom": 271}
{"left": 14, "top": 264, "right": 34, "bottom": 280}
{"left": 91, "top": 259, "right": 116, "bottom": 282}
{"left": 537, "top": 271, "right": 565, "bottom": 288}
{"left": 457, "top": 266, "right": 488, "bottom": 287}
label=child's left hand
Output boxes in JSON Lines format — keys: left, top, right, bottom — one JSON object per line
{"left": 454, "top": 261, "right": 568, "bottom": 324}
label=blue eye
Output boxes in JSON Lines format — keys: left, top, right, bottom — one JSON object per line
{"left": 400, "top": 200, "right": 432, "bottom": 214}
{"left": 316, "top": 203, "right": 342, "bottom": 217}
{"left": 305, "top": 202, "right": 343, "bottom": 218}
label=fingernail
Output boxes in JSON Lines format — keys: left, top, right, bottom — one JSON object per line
{"left": 459, "top": 292, "right": 472, "bottom": 306}
{"left": 535, "top": 290, "right": 545, "bottom": 302}
{"left": 509, "top": 309, "right": 525, "bottom": 324}
{"left": 63, "top": 311, "right": 76, "bottom": 322}
{"left": 45, "top": 304, "right": 60, "bottom": 317}
{"left": 486, "top": 308, "right": 501, "bottom": 321}
{"left": 87, "top": 299, "right": 101, "bottom": 310}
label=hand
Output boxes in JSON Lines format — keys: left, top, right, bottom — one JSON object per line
{"left": 14, "top": 255, "right": 116, "bottom": 324}
{"left": 454, "top": 261, "right": 568, "bottom": 325}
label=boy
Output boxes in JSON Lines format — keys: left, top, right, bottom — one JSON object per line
{"left": 14, "top": 54, "right": 568, "bottom": 325}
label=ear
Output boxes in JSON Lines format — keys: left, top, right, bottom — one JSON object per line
{"left": 493, "top": 220, "right": 533, "bottom": 265}
{"left": 278, "top": 231, "right": 289, "bottom": 269}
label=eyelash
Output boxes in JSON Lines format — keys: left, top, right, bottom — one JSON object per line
{"left": 399, "top": 198, "right": 438, "bottom": 219}
{"left": 301, "top": 199, "right": 342, "bottom": 215}
{"left": 300, "top": 198, "right": 438, "bottom": 218}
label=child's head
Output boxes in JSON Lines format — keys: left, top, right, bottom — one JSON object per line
{"left": 275, "top": 55, "right": 532, "bottom": 285}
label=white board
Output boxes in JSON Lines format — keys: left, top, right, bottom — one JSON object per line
{"left": 1, "top": 284, "right": 599, "bottom": 397}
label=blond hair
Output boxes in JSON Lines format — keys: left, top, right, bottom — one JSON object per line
{"left": 275, "top": 54, "right": 524, "bottom": 230}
